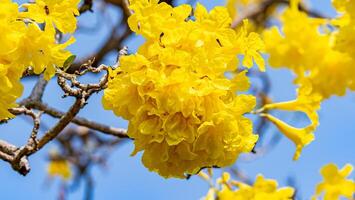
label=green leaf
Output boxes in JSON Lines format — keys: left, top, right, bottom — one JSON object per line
{"left": 62, "top": 55, "right": 76, "bottom": 71}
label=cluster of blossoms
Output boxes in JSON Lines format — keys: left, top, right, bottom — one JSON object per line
{"left": 203, "top": 163, "right": 355, "bottom": 200}
{"left": 264, "top": 0, "right": 355, "bottom": 99}
{"left": 103, "top": 0, "right": 265, "bottom": 178}
{"left": 203, "top": 171, "right": 295, "bottom": 200}
{"left": 256, "top": 0, "right": 355, "bottom": 160}
{"left": 0, "top": 0, "right": 79, "bottom": 120}
{"left": 332, "top": 0, "right": 355, "bottom": 62}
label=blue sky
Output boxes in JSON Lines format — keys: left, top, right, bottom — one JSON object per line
{"left": 0, "top": 0, "right": 354, "bottom": 199}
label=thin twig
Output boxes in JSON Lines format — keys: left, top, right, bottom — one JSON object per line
{"left": 30, "top": 101, "right": 128, "bottom": 139}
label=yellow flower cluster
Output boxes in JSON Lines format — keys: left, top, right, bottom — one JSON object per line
{"left": 47, "top": 159, "right": 72, "bottom": 181}
{"left": 313, "top": 163, "right": 355, "bottom": 200}
{"left": 264, "top": 0, "right": 355, "bottom": 99}
{"left": 258, "top": 0, "right": 355, "bottom": 160}
{"left": 203, "top": 163, "right": 354, "bottom": 200}
{"left": 204, "top": 172, "right": 295, "bottom": 200}
{"left": 103, "top": 0, "right": 265, "bottom": 178}
{"left": 333, "top": 0, "right": 355, "bottom": 60}
{"left": 0, "top": 0, "right": 78, "bottom": 120}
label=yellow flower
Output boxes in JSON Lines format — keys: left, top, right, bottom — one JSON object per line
{"left": 313, "top": 163, "right": 355, "bottom": 200}
{"left": 21, "top": 0, "right": 80, "bottom": 33}
{"left": 11, "top": 23, "right": 75, "bottom": 80}
{"left": 263, "top": 0, "right": 355, "bottom": 99}
{"left": 204, "top": 172, "right": 295, "bottom": 200}
{"left": 261, "top": 0, "right": 355, "bottom": 156}
{"left": 0, "top": 64, "right": 23, "bottom": 120}
{"left": 332, "top": 1, "right": 355, "bottom": 92}
{"left": 0, "top": 0, "right": 77, "bottom": 119}
{"left": 47, "top": 159, "right": 72, "bottom": 180}
{"left": 263, "top": 0, "right": 328, "bottom": 72}
{"left": 234, "top": 20, "right": 265, "bottom": 71}
{"left": 259, "top": 80, "right": 322, "bottom": 160}
{"left": 0, "top": 0, "right": 24, "bottom": 63}
{"left": 103, "top": 1, "right": 264, "bottom": 178}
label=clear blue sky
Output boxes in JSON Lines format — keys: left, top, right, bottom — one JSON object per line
{"left": 0, "top": 0, "right": 354, "bottom": 199}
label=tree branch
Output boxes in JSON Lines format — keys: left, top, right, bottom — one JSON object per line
{"left": 0, "top": 59, "right": 130, "bottom": 175}
{"left": 231, "top": 0, "right": 328, "bottom": 28}
{"left": 30, "top": 101, "right": 128, "bottom": 139}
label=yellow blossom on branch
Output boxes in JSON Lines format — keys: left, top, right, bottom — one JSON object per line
{"left": 103, "top": 0, "right": 265, "bottom": 178}
{"left": 0, "top": 0, "right": 78, "bottom": 121}
{"left": 259, "top": 0, "right": 355, "bottom": 160}
{"left": 21, "top": 0, "right": 80, "bottom": 33}
{"left": 0, "top": 64, "right": 23, "bottom": 120}
{"left": 263, "top": 0, "right": 355, "bottom": 99}
{"left": 0, "top": 1, "right": 24, "bottom": 120}
{"left": 11, "top": 23, "right": 75, "bottom": 80}
{"left": 258, "top": 79, "right": 322, "bottom": 160}
{"left": 203, "top": 172, "right": 295, "bottom": 200}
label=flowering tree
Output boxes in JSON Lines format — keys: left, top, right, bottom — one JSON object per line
{"left": 0, "top": 0, "right": 354, "bottom": 199}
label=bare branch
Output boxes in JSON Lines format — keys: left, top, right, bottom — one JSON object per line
{"left": 0, "top": 61, "right": 119, "bottom": 175}
{"left": 0, "top": 151, "right": 13, "bottom": 162}
{"left": 69, "top": 3, "right": 132, "bottom": 73}
{"left": 30, "top": 75, "right": 48, "bottom": 102}
{"left": 30, "top": 101, "right": 129, "bottom": 139}
{"left": 0, "top": 140, "right": 31, "bottom": 175}
{"left": 35, "top": 97, "right": 85, "bottom": 153}
{"left": 20, "top": 75, "right": 48, "bottom": 106}
{"left": 0, "top": 140, "right": 18, "bottom": 156}
{"left": 231, "top": 0, "right": 329, "bottom": 28}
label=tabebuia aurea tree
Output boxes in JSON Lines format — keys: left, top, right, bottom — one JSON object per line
{"left": 0, "top": 0, "right": 354, "bottom": 199}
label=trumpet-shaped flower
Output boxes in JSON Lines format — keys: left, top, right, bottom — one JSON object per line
{"left": 259, "top": 80, "right": 322, "bottom": 160}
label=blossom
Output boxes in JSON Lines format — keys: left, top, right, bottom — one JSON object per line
{"left": 263, "top": 0, "right": 355, "bottom": 99}
{"left": 260, "top": 0, "right": 355, "bottom": 159}
{"left": 313, "top": 163, "right": 355, "bottom": 200}
{"left": 47, "top": 159, "right": 72, "bottom": 180}
{"left": 259, "top": 79, "right": 322, "bottom": 160}
{"left": 0, "top": 2, "right": 24, "bottom": 120}
{"left": 203, "top": 172, "right": 295, "bottom": 200}
{"left": 0, "top": 0, "right": 24, "bottom": 64}
{"left": 0, "top": 0, "right": 77, "bottom": 120}
{"left": 103, "top": 0, "right": 264, "bottom": 178}
{"left": 21, "top": 0, "right": 80, "bottom": 33}
{"left": 1, "top": 0, "right": 76, "bottom": 80}
{"left": 234, "top": 20, "right": 265, "bottom": 71}
{"left": 0, "top": 64, "right": 23, "bottom": 120}
{"left": 11, "top": 23, "right": 75, "bottom": 80}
